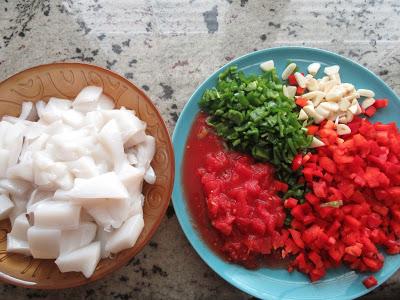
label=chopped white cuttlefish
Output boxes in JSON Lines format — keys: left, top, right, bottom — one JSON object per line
{"left": 32, "top": 201, "right": 81, "bottom": 230}
{"left": 7, "top": 235, "right": 31, "bottom": 256}
{"left": 96, "top": 226, "right": 113, "bottom": 258}
{"left": 72, "top": 86, "right": 103, "bottom": 112}
{"left": 19, "top": 101, "right": 38, "bottom": 121}
{"left": 0, "top": 149, "right": 10, "bottom": 177}
{"left": 9, "top": 214, "right": 30, "bottom": 240}
{"left": 27, "top": 226, "right": 61, "bottom": 259}
{"left": 7, "top": 214, "right": 31, "bottom": 256}
{"left": 105, "top": 214, "right": 144, "bottom": 254}
{"left": 136, "top": 135, "right": 156, "bottom": 170}
{"left": 40, "top": 98, "right": 72, "bottom": 123}
{"left": 83, "top": 197, "right": 131, "bottom": 230}
{"left": 0, "top": 193, "right": 14, "bottom": 221}
{"left": 144, "top": 166, "right": 156, "bottom": 184}
{"left": 67, "top": 156, "right": 99, "bottom": 179}
{"left": 63, "top": 172, "right": 129, "bottom": 199}
{"left": 8, "top": 195, "right": 29, "bottom": 226}
{"left": 102, "top": 109, "right": 146, "bottom": 145}
{"left": 1, "top": 85, "right": 156, "bottom": 278}
{"left": 55, "top": 241, "right": 101, "bottom": 278}
{"left": 60, "top": 222, "right": 97, "bottom": 255}
{"left": 98, "top": 119, "right": 127, "bottom": 171}
{"left": 0, "top": 178, "right": 32, "bottom": 196}
{"left": 117, "top": 163, "right": 145, "bottom": 197}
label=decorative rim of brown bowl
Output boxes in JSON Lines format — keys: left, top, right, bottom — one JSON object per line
{"left": 0, "top": 62, "right": 175, "bottom": 289}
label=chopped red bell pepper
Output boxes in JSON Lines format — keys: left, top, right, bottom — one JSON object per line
{"left": 288, "top": 74, "right": 298, "bottom": 86}
{"left": 307, "top": 125, "right": 319, "bottom": 135}
{"left": 296, "top": 86, "right": 305, "bottom": 95}
{"left": 374, "top": 99, "right": 388, "bottom": 109}
{"left": 363, "top": 275, "right": 378, "bottom": 288}
{"left": 365, "top": 106, "right": 377, "bottom": 117}
{"left": 295, "top": 97, "right": 308, "bottom": 107}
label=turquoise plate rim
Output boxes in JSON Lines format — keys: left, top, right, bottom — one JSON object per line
{"left": 172, "top": 46, "right": 400, "bottom": 300}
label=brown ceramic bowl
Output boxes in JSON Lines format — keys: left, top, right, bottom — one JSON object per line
{"left": 0, "top": 63, "right": 174, "bottom": 289}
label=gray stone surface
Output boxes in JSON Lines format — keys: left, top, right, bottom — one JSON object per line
{"left": 0, "top": 0, "right": 400, "bottom": 299}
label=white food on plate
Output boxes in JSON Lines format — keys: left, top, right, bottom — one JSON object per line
{"left": 281, "top": 63, "right": 297, "bottom": 80}
{"left": 287, "top": 63, "right": 378, "bottom": 136}
{"left": 55, "top": 241, "right": 101, "bottom": 278}
{"left": 260, "top": 60, "right": 275, "bottom": 72}
{"left": 0, "top": 86, "right": 156, "bottom": 278}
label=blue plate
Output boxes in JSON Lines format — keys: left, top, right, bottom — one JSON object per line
{"left": 172, "top": 47, "right": 400, "bottom": 300}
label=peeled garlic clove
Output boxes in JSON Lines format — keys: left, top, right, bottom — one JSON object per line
{"left": 55, "top": 241, "right": 101, "bottom": 278}
{"left": 303, "top": 106, "right": 325, "bottom": 124}
{"left": 311, "top": 96, "right": 323, "bottom": 107}
{"left": 339, "top": 99, "right": 351, "bottom": 111}
{"left": 346, "top": 111, "right": 354, "bottom": 123}
{"left": 324, "top": 65, "right": 340, "bottom": 76}
{"left": 310, "top": 137, "right": 325, "bottom": 148}
{"left": 357, "top": 89, "right": 375, "bottom": 98}
{"left": 337, "top": 124, "right": 351, "bottom": 135}
{"left": 341, "top": 83, "right": 355, "bottom": 93}
{"left": 348, "top": 103, "right": 358, "bottom": 115}
{"left": 307, "top": 63, "right": 321, "bottom": 76}
{"left": 283, "top": 85, "right": 296, "bottom": 98}
{"left": 329, "top": 73, "right": 341, "bottom": 84}
{"left": 306, "top": 78, "right": 319, "bottom": 91}
{"left": 298, "top": 109, "right": 308, "bottom": 121}
{"left": 315, "top": 105, "right": 330, "bottom": 118}
{"left": 320, "top": 102, "right": 339, "bottom": 112}
{"left": 302, "top": 91, "right": 325, "bottom": 100}
{"left": 282, "top": 63, "right": 297, "bottom": 80}
{"left": 361, "top": 98, "right": 375, "bottom": 110}
{"left": 294, "top": 72, "right": 307, "bottom": 88}
{"left": 325, "top": 86, "right": 345, "bottom": 102}
{"left": 260, "top": 60, "right": 274, "bottom": 72}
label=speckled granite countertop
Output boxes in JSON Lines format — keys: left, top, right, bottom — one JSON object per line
{"left": 0, "top": 0, "right": 399, "bottom": 299}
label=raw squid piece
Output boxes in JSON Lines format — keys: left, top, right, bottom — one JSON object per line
{"left": 0, "top": 194, "right": 14, "bottom": 220}
{"left": 105, "top": 214, "right": 144, "bottom": 254}
{"left": 33, "top": 201, "right": 81, "bottom": 229}
{"left": 60, "top": 222, "right": 97, "bottom": 254}
{"left": 27, "top": 227, "right": 61, "bottom": 259}
{"left": 55, "top": 241, "right": 101, "bottom": 278}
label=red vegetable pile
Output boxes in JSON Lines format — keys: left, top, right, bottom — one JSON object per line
{"left": 199, "top": 151, "right": 288, "bottom": 268}
{"left": 287, "top": 117, "right": 400, "bottom": 283}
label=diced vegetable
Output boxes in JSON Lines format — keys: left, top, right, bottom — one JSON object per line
{"left": 200, "top": 66, "right": 311, "bottom": 198}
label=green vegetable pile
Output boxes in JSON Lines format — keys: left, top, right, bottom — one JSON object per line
{"left": 199, "top": 66, "right": 312, "bottom": 199}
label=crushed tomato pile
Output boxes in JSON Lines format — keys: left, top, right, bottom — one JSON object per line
{"left": 184, "top": 112, "right": 400, "bottom": 288}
